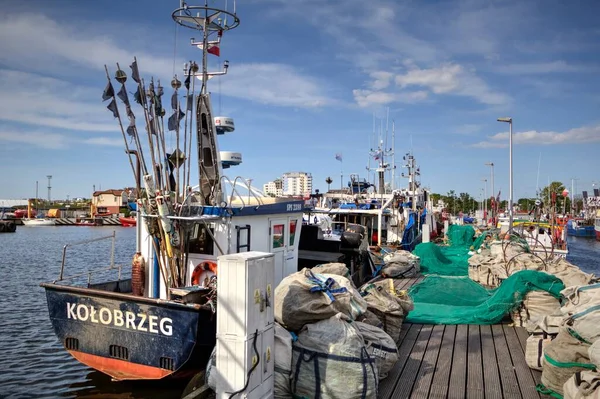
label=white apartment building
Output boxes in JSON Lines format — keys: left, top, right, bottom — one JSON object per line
{"left": 282, "top": 172, "right": 313, "bottom": 196}
{"left": 263, "top": 180, "right": 283, "bottom": 197}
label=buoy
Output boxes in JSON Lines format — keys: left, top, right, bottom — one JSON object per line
{"left": 131, "top": 252, "right": 145, "bottom": 296}
{"left": 191, "top": 261, "right": 218, "bottom": 286}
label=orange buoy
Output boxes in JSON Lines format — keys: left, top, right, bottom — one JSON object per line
{"left": 191, "top": 261, "right": 218, "bottom": 286}
{"left": 131, "top": 252, "right": 146, "bottom": 296}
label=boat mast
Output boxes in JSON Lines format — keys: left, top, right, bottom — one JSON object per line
{"left": 172, "top": 0, "right": 240, "bottom": 205}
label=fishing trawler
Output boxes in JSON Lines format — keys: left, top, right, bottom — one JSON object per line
{"left": 307, "top": 147, "right": 435, "bottom": 250}
{"left": 41, "top": 1, "right": 304, "bottom": 381}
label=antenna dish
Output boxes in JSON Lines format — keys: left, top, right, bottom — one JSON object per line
{"left": 214, "top": 116, "right": 235, "bottom": 134}
{"left": 220, "top": 151, "right": 242, "bottom": 168}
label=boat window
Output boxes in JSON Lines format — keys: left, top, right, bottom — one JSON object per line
{"left": 188, "top": 224, "right": 215, "bottom": 255}
{"left": 272, "top": 224, "right": 285, "bottom": 249}
{"left": 289, "top": 219, "right": 297, "bottom": 247}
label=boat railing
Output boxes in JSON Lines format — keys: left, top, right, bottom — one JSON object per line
{"left": 55, "top": 231, "right": 125, "bottom": 285}
{"left": 223, "top": 175, "right": 264, "bottom": 210}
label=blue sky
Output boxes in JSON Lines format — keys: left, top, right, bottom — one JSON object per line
{"left": 0, "top": 0, "right": 599, "bottom": 202}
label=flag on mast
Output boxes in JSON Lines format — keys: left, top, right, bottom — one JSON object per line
{"left": 335, "top": 153, "right": 342, "bottom": 162}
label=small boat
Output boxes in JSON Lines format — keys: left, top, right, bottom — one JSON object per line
{"left": 119, "top": 216, "right": 136, "bottom": 227}
{"left": 22, "top": 218, "right": 55, "bottom": 226}
{"left": 74, "top": 219, "right": 98, "bottom": 226}
{"left": 566, "top": 218, "right": 595, "bottom": 238}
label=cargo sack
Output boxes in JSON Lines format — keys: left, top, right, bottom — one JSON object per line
{"left": 562, "top": 285, "right": 600, "bottom": 344}
{"left": 563, "top": 370, "right": 600, "bottom": 399}
{"left": 380, "top": 250, "right": 420, "bottom": 278}
{"left": 354, "top": 321, "right": 399, "bottom": 379}
{"left": 590, "top": 341, "right": 600, "bottom": 368}
{"left": 359, "top": 282, "right": 406, "bottom": 343}
{"left": 540, "top": 327, "right": 595, "bottom": 396}
{"left": 548, "top": 258, "right": 594, "bottom": 289}
{"left": 356, "top": 309, "right": 384, "bottom": 330}
{"left": 206, "top": 347, "right": 217, "bottom": 391}
{"left": 274, "top": 323, "right": 294, "bottom": 399}
{"left": 561, "top": 283, "right": 600, "bottom": 315}
{"left": 526, "top": 332, "right": 556, "bottom": 371}
{"left": 511, "top": 290, "right": 562, "bottom": 332}
{"left": 291, "top": 314, "right": 378, "bottom": 399}
{"left": 312, "top": 263, "right": 351, "bottom": 278}
{"left": 372, "top": 279, "right": 415, "bottom": 315}
{"left": 275, "top": 268, "right": 367, "bottom": 332}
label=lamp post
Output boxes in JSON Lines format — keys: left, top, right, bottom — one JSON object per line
{"left": 485, "top": 162, "right": 494, "bottom": 224}
{"left": 497, "top": 117, "right": 513, "bottom": 232}
{"left": 482, "top": 178, "right": 487, "bottom": 225}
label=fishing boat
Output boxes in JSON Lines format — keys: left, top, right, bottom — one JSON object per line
{"left": 595, "top": 216, "right": 600, "bottom": 241}
{"left": 510, "top": 220, "right": 568, "bottom": 258}
{"left": 566, "top": 218, "right": 595, "bottom": 237}
{"left": 308, "top": 148, "right": 435, "bottom": 250}
{"left": 119, "top": 216, "right": 137, "bottom": 227}
{"left": 41, "top": 1, "right": 304, "bottom": 381}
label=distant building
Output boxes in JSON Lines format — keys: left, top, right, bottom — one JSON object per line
{"left": 92, "top": 189, "right": 127, "bottom": 216}
{"left": 263, "top": 179, "right": 283, "bottom": 197}
{"left": 282, "top": 172, "right": 312, "bottom": 197}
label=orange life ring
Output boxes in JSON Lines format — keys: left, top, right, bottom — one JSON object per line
{"left": 191, "top": 261, "right": 218, "bottom": 286}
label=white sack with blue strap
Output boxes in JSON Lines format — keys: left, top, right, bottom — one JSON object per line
{"left": 359, "top": 281, "right": 408, "bottom": 344}
{"left": 291, "top": 313, "right": 378, "bottom": 399}
{"left": 274, "top": 268, "right": 367, "bottom": 332}
{"left": 274, "top": 322, "right": 294, "bottom": 399}
{"left": 354, "top": 321, "right": 398, "bottom": 379}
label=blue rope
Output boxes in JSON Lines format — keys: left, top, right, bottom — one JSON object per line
{"left": 306, "top": 271, "right": 347, "bottom": 302}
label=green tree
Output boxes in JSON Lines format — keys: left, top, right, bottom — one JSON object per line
{"left": 540, "top": 181, "right": 571, "bottom": 213}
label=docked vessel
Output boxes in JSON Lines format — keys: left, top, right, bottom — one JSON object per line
{"left": 307, "top": 149, "right": 435, "bottom": 250}
{"left": 566, "top": 218, "right": 595, "bottom": 238}
{"left": 22, "top": 218, "right": 55, "bottom": 227}
{"left": 119, "top": 216, "right": 137, "bottom": 227}
{"left": 41, "top": 1, "right": 304, "bottom": 381}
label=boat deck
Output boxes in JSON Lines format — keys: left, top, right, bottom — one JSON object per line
{"left": 379, "top": 276, "right": 549, "bottom": 399}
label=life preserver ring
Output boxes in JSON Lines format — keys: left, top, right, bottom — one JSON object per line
{"left": 191, "top": 261, "right": 218, "bottom": 286}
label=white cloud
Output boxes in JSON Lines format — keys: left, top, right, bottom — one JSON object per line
{"left": 472, "top": 124, "right": 600, "bottom": 148}
{"left": 0, "top": 13, "right": 174, "bottom": 80}
{"left": 369, "top": 71, "right": 394, "bottom": 90}
{"left": 353, "top": 89, "right": 428, "bottom": 108}
{"left": 221, "top": 63, "right": 337, "bottom": 107}
{"left": 493, "top": 61, "right": 593, "bottom": 75}
{"left": 394, "top": 63, "right": 510, "bottom": 105}
{"left": 0, "top": 130, "right": 69, "bottom": 149}
{"left": 0, "top": 69, "right": 117, "bottom": 132}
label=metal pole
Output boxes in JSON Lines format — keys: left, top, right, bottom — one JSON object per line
{"left": 508, "top": 120, "right": 513, "bottom": 232}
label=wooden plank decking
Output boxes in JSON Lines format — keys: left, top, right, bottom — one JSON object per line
{"left": 378, "top": 276, "right": 548, "bottom": 399}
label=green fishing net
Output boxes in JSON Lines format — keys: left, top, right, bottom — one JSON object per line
{"left": 406, "top": 269, "right": 565, "bottom": 325}
{"left": 406, "top": 224, "right": 564, "bottom": 324}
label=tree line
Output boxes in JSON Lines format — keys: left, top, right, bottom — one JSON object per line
{"left": 430, "top": 181, "right": 582, "bottom": 215}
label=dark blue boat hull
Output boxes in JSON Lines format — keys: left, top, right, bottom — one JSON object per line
{"left": 42, "top": 284, "right": 216, "bottom": 380}
{"left": 567, "top": 226, "right": 595, "bottom": 237}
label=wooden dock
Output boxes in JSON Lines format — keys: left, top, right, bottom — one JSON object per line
{"left": 379, "top": 276, "right": 549, "bottom": 399}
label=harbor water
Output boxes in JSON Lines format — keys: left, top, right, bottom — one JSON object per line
{"left": 0, "top": 227, "right": 599, "bottom": 399}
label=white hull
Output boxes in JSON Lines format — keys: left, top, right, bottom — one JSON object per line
{"left": 22, "top": 219, "right": 55, "bottom": 226}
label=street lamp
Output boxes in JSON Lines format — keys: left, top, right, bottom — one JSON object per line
{"left": 497, "top": 117, "right": 513, "bottom": 232}
{"left": 485, "top": 162, "right": 494, "bottom": 225}
{"left": 482, "top": 178, "right": 487, "bottom": 225}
